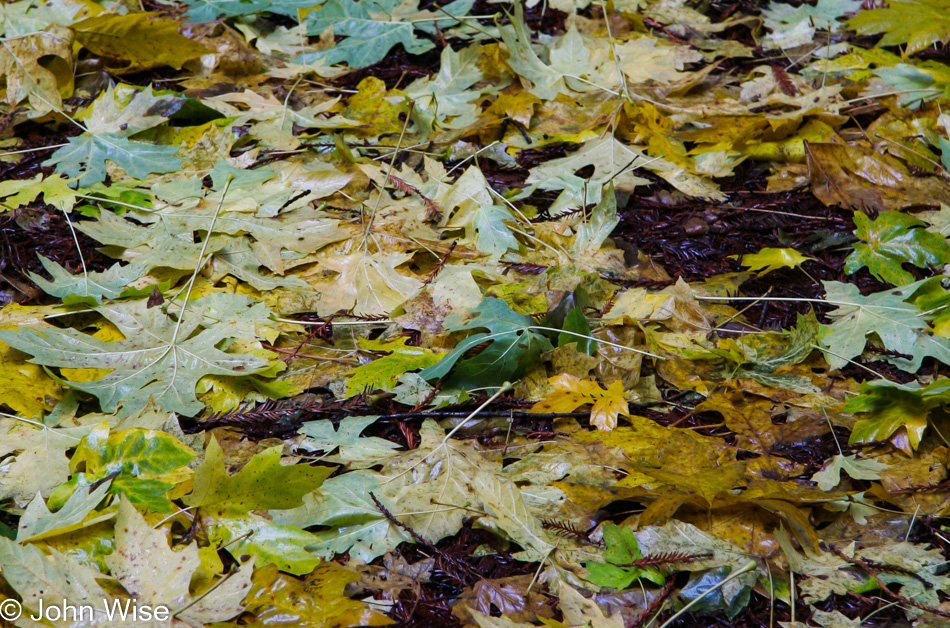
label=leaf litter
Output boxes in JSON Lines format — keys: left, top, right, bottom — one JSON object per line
{"left": 3, "top": 0, "right": 950, "bottom": 627}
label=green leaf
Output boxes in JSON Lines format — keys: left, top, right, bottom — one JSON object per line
{"left": 29, "top": 255, "right": 145, "bottom": 304}
{"left": 585, "top": 524, "right": 665, "bottom": 590}
{"left": 298, "top": 0, "right": 473, "bottom": 69}
{"left": 0, "top": 173, "right": 76, "bottom": 212}
{"left": 844, "top": 378, "right": 950, "bottom": 449}
{"left": 407, "top": 44, "right": 484, "bottom": 127}
{"left": 183, "top": 436, "right": 333, "bottom": 516}
{"left": 43, "top": 85, "right": 186, "bottom": 186}
{"left": 345, "top": 336, "right": 442, "bottom": 396}
{"left": 419, "top": 297, "right": 554, "bottom": 388}
{"left": 873, "top": 63, "right": 950, "bottom": 108}
{"left": 0, "top": 295, "right": 272, "bottom": 416}
{"left": 762, "top": 0, "right": 861, "bottom": 49}
{"left": 274, "top": 470, "right": 410, "bottom": 564}
{"left": 498, "top": 2, "right": 568, "bottom": 100}
{"left": 819, "top": 279, "right": 950, "bottom": 371}
{"left": 17, "top": 480, "right": 112, "bottom": 542}
{"left": 299, "top": 416, "right": 400, "bottom": 463}
{"left": 45, "top": 134, "right": 181, "bottom": 187}
{"left": 208, "top": 513, "right": 320, "bottom": 575}
{"left": 559, "top": 305, "right": 595, "bottom": 355}
{"left": 847, "top": 0, "right": 950, "bottom": 55}
{"left": 811, "top": 453, "right": 887, "bottom": 490}
{"left": 473, "top": 204, "right": 520, "bottom": 258}
{"left": 182, "top": 0, "right": 276, "bottom": 23}
{"left": 50, "top": 423, "right": 195, "bottom": 512}
{"left": 76, "top": 208, "right": 228, "bottom": 273}
{"left": 845, "top": 211, "right": 950, "bottom": 286}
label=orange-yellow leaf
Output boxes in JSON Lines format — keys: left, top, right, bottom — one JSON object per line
{"left": 532, "top": 374, "right": 628, "bottom": 431}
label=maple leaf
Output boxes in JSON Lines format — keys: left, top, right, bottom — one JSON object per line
{"left": 0, "top": 26, "right": 73, "bottom": 113}
{"left": 245, "top": 562, "right": 393, "bottom": 627}
{"left": 0, "top": 339, "right": 62, "bottom": 418}
{"left": 531, "top": 373, "right": 628, "bottom": 431}
{"left": 49, "top": 422, "right": 195, "bottom": 512}
{"left": 500, "top": 5, "right": 606, "bottom": 99}
{"left": 585, "top": 523, "right": 664, "bottom": 590}
{"left": 556, "top": 582, "right": 625, "bottom": 628}
{"left": 183, "top": 436, "right": 332, "bottom": 574}
{"left": 762, "top": 0, "right": 861, "bottom": 50}
{"left": 407, "top": 45, "right": 484, "bottom": 129}
{"left": 616, "top": 35, "right": 703, "bottom": 83}
{"left": 297, "top": 0, "right": 474, "bottom": 69}
{"left": 72, "top": 13, "right": 209, "bottom": 74}
{"left": 420, "top": 297, "right": 554, "bottom": 389}
{"left": 274, "top": 470, "right": 412, "bottom": 563}
{"left": 847, "top": 0, "right": 950, "bottom": 55}
{"left": 316, "top": 252, "right": 423, "bottom": 317}
{"left": 0, "top": 173, "right": 76, "bottom": 212}
{"left": 281, "top": 421, "right": 553, "bottom": 562}
{"left": 811, "top": 453, "right": 887, "bottom": 490}
{"left": 181, "top": 0, "right": 278, "bottom": 22}
{"left": 845, "top": 211, "right": 950, "bottom": 286}
{"left": 819, "top": 279, "right": 950, "bottom": 371}
{"left": 299, "top": 415, "right": 400, "bottom": 463}
{"left": 43, "top": 84, "right": 184, "bottom": 186}
{"left": 571, "top": 187, "right": 620, "bottom": 257}
{"left": 345, "top": 336, "right": 442, "bottom": 396}
{"left": 30, "top": 256, "right": 145, "bottom": 304}
{"left": 16, "top": 481, "right": 111, "bottom": 543}
{"left": 844, "top": 378, "right": 950, "bottom": 450}
{"left": 184, "top": 435, "right": 333, "bottom": 516}
{"left": 731, "top": 247, "right": 813, "bottom": 276}
{"left": 0, "top": 295, "right": 273, "bottom": 416}
{"left": 0, "top": 0, "right": 92, "bottom": 37}
{"left": 775, "top": 527, "right": 950, "bottom": 606}
{"left": 0, "top": 414, "right": 88, "bottom": 507}
{"left": 0, "top": 539, "right": 119, "bottom": 621}
{"left": 106, "top": 497, "right": 255, "bottom": 624}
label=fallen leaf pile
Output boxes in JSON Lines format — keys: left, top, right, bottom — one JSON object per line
{"left": 3, "top": 0, "right": 950, "bottom": 625}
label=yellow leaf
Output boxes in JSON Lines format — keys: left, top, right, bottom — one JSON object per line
{"left": 343, "top": 77, "right": 409, "bottom": 136}
{"left": 590, "top": 382, "right": 627, "bottom": 431}
{"left": 72, "top": 13, "right": 209, "bottom": 74}
{"left": 489, "top": 89, "right": 541, "bottom": 126}
{"left": 531, "top": 374, "right": 627, "bottom": 431}
{"left": 245, "top": 562, "right": 393, "bottom": 627}
{"left": 0, "top": 342, "right": 61, "bottom": 417}
{"left": 730, "top": 247, "right": 812, "bottom": 276}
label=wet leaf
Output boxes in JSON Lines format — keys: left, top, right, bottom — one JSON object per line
{"left": 847, "top": 0, "right": 950, "bottom": 55}
{"left": 52, "top": 422, "right": 195, "bottom": 512}
{"left": 732, "top": 247, "right": 813, "bottom": 276}
{"left": 184, "top": 436, "right": 333, "bottom": 517}
{"left": 0, "top": 295, "right": 272, "bottom": 416}
{"left": 73, "top": 13, "right": 209, "bottom": 74}
{"left": 299, "top": 415, "right": 400, "bottom": 463}
{"left": 845, "top": 211, "right": 950, "bottom": 286}
{"left": 421, "top": 297, "right": 553, "bottom": 389}
{"left": 245, "top": 562, "right": 393, "bottom": 627}
{"left": 531, "top": 373, "right": 628, "bottom": 431}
